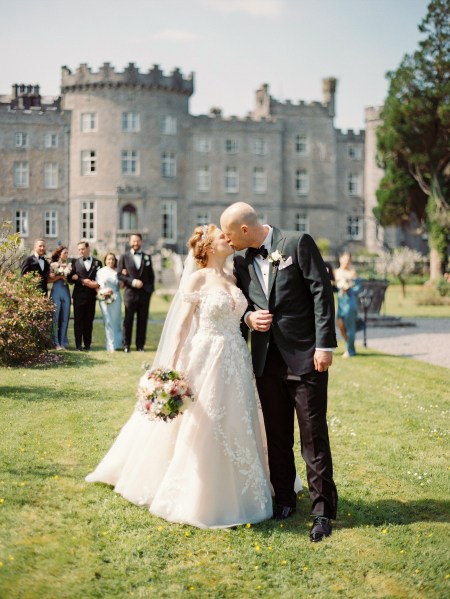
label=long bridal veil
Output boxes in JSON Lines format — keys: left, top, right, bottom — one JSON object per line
{"left": 151, "top": 251, "right": 198, "bottom": 370}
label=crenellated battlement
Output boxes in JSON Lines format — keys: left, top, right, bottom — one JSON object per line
{"left": 61, "top": 62, "right": 194, "bottom": 96}
{"left": 336, "top": 128, "right": 365, "bottom": 141}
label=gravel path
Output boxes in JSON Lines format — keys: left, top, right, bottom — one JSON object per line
{"left": 357, "top": 318, "right": 450, "bottom": 369}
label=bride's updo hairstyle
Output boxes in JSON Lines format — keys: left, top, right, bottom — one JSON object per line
{"left": 188, "top": 224, "right": 217, "bottom": 268}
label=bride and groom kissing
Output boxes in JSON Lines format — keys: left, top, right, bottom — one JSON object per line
{"left": 86, "top": 202, "right": 338, "bottom": 543}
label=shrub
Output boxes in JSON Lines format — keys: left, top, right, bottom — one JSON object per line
{"left": 0, "top": 220, "right": 24, "bottom": 277}
{"left": 0, "top": 272, "right": 55, "bottom": 366}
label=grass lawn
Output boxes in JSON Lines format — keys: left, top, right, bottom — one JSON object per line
{"left": 379, "top": 284, "right": 450, "bottom": 319}
{"left": 0, "top": 299, "right": 449, "bottom": 597}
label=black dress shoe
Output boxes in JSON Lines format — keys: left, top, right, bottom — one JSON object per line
{"left": 136, "top": 347, "right": 144, "bottom": 352}
{"left": 123, "top": 347, "right": 130, "bottom": 353}
{"left": 310, "top": 516, "right": 332, "bottom": 542}
{"left": 76, "top": 347, "right": 83, "bottom": 351}
{"left": 273, "top": 505, "right": 296, "bottom": 521}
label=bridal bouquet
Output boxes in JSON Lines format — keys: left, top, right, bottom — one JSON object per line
{"left": 50, "top": 261, "right": 72, "bottom": 282}
{"left": 97, "top": 288, "right": 116, "bottom": 303}
{"left": 136, "top": 367, "right": 195, "bottom": 422}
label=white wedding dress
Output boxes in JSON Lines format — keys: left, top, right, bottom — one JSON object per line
{"left": 86, "top": 286, "right": 275, "bottom": 528}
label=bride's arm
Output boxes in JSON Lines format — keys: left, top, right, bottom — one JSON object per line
{"left": 168, "top": 272, "right": 203, "bottom": 369}
{"left": 169, "top": 301, "right": 197, "bottom": 369}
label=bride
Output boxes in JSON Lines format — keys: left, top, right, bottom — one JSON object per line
{"left": 86, "top": 224, "right": 280, "bottom": 528}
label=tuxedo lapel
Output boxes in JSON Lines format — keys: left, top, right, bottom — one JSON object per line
{"left": 126, "top": 253, "right": 139, "bottom": 277}
{"left": 267, "top": 228, "right": 286, "bottom": 298}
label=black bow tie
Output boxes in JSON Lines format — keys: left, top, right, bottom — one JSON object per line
{"left": 133, "top": 251, "right": 142, "bottom": 256}
{"left": 248, "top": 245, "right": 268, "bottom": 260}
{"left": 83, "top": 257, "right": 91, "bottom": 262}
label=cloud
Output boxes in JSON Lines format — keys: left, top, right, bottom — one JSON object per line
{"left": 202, "top": 0, "right": 285, "bottom": 18}
{"left": 153, "top": 29, "right": 198, "bottom": 42}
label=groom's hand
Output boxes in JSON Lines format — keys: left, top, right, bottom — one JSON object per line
{"left": 314, "top": 350, "right": 333, "bottom": 372}
{"left": 247, "top": 310, "right": 273, "bottom": 332}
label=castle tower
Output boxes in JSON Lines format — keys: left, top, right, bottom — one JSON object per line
{"left": 322, "top": 78, "right": 337, "bottom": 119}
{"left": 61, "top": 62, "right": 194, "bottom": 253}
{"left": 364, "top": 106, "right": 386, "bottom": 253}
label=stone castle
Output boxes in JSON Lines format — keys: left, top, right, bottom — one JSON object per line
{"left": 0, "top": 62, "right": 413, "bottom": 256}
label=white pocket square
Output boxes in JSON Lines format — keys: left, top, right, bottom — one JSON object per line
{"left": 278, "top": 256, "right": 293, "bottom": 270}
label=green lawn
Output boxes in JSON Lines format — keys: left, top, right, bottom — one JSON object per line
{"left": 380, "top": 284, "right": 450, "bottom": 319}
{"left": 0, "top": 299, "right": 449, "bottom": 598}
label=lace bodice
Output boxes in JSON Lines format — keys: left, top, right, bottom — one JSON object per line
{"left": 183, "top": 287, "right": 248, "bottom": 336}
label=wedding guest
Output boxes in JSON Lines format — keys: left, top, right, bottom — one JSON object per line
{"left": 118, "top": 233, "right": 155, "bottom": 352}
{"left": 49, "top": 245, "right": 72, "bottom": 350}
{"left": 96, "top": 252, "right": 123, "bottom": 353}
{"left": 68, "top": 241, "right": 102, "bottom": 351}
{"left": 335, "top": 252, "right": 361, "bottom": 358}
{"left": 20, "top": 238, "right": 51, "bottom": 295}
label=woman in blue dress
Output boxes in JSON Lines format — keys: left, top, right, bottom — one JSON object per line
{"left": 50, "top": 245, "right": 72, "bottom": 350}
{"left": 96, "top": 252, "right": 123, "bottom": 352}
{"left": 335, "top": 252, "right": 361, "bottom": 358}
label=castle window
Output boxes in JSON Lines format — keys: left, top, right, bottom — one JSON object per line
{"left": 81, "top": 151, "right": 96, "bottom": 175}
{"left": 15, "top": 210, "right": 28, "bottom": 237}
{"left": 348, "top": 145, "right": 362, "bottom": 160}
{"left": 348, "top": 173, "right": 361, "bottom": 195}
{"left": 347, "top": 216, "right": 362, "bottom": 240}
{"left": 295, "top": 212, "right": 309, "bottom": 234}
{"left": 161, "top": 201, "right": 177, "bottom": 242}
{"left": 122, "top": 112, "right": 140, "bottom": 132}
{"left": 225, "top": 167, "right": 239, "bottom": 193}
{"left": 225, "top": 139, "right": 238, "bottom": 154}
{"left": 197, "top": 167, "right": 211, "bottom": 192}
{"left": 81, "top": 112, "right": 97, "bottom": 132}
{"left": 122, "top": 150, "right": 139, "bottom": 175}
{"left": 81, "top": 201, "right": 96, "bottom": 240}
{"left": 295, "top": 135, "right": 307, "bottom": 155}
{"left": 196, "top": 212, "right": 210, "bottom": 226}
{"left": 44, "top": 133, "right": 58, "bottom": 148}
{"left": 45, "top": 210, "right": 58, "bottom": 237}
{"left": 120, "top": 204, "right": 137, "bottom": 230}
{"left": 161, "top": 153, "right": 176, "bottom": 178}
{"left": 14, "top": 161, "right": 29, "bottom": 187}
{"left": 253, "top": 167, "right": 267, "bottom": 194}
{"left": 196, "top": 138, "right": 211, "bottom": 152}
{"left": 295, "top": 169, "right": 309, "bottom": 194}
{"left": 15, "top": 132, "right": 28, "bottom": 148}
{"left": 44, "top": 163, "right": 58, "bottom": 189}
{"left": 253, "top": 138, "right": 267, "bottom": 155}
{"left": 161, "top": 116, "right": 177, "bottom": 135}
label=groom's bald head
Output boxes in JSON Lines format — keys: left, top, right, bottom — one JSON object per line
{"left": 220, "top": 202, "right": 266, "bottom": 250}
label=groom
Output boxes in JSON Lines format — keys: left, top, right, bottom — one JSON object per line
{"left": 220, "top": 202, "right": 338, "bottom": 542}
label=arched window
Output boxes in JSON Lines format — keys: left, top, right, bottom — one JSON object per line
{"left": 121, "top": 204, "right": 137, "bottom": 230}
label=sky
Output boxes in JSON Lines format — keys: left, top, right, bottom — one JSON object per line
{"left": 0, "top": 0, "right": 430, "bottom": 131}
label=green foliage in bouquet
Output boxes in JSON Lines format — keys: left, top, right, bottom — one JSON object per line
{"left": 0, "top": 271, "right": 55, "bottom": 365}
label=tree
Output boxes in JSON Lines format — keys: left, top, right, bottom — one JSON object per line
{"left": 376, "top": 247, "right": 423, "bottom": 298}
{"left": 375, "top": 0, "right": 450, "bottom": 280}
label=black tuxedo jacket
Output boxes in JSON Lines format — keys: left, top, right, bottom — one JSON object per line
{"left": 68, "top": 257, "right": 102, "bottom": 304}
{"left": 20, "top": 255, "right": 50, "bottom": 295}
{"left": 234, "top": 228, "right": 337, "bottom": 377}
{"left": 118, "top": 252, "right": 155, "bottom": 298}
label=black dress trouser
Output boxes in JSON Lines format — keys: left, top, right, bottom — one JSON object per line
{"left": 255, "top": 342, "right": 338, "bottom": 519}
{"left": 73, "top": 299, "right": 96, "bottom": 349}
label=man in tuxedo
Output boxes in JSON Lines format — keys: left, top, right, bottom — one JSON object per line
{"left": 68, "top": 241, "right": 101, "bottom": 351}
{"left": 21, "top": 238, "right": 51, "bottom": 295}
{"left": 118, "top": 233, "right": 154, "bottom": 352}
{"left": 221, "top": 202, "right": 338, "bottom": 542}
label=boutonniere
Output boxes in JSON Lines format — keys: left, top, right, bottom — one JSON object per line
{"left": 268, "top": 250, "right": 286, "bottom": 270}
{"left": 144, "top": 257, "right": 150, "bottom": 265}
